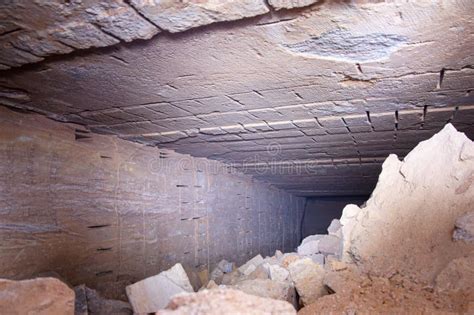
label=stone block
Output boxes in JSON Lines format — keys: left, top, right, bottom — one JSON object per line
{"left": 269, "top": 264, "right": 290, "bottom": 282}
{"left": 238, "top": 254, "right": 264, "bottom": 275}
{"left": 126, "top": 263, "right": 194, "bottom": 313}
{"left": 288, "top": 258, "right": 327, "bottom": 305}
{"left": 327, "top": 219, "right": 342, "bottom": 237}
{"left": 157, "top": 288, "right": 296, "bottom": 314}
{"left": 318, "top": 235, "right": 342, "bottom": 257}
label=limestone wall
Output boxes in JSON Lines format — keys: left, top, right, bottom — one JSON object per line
{"left": 0, "top": 106, "right": 304, "bottom": 298}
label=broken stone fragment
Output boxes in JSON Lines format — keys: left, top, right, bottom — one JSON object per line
{"left": 221, "top": 269, "right": 242, "bottom": 285}
{"left": 74, "top": 285, "right": 88, "bottom": 315}
{"left": 247, "top": 264, "right": 270, "bottom": 280}
{"left": 297, "top": 238, "right": 320, "bottom": 256}
{"left": 327, "top": 219, "right": 342, "bottom": 237}
{"left": 157, "top": 288, "right": 296, "bottom": 315}
{"left": 0, "top": 277, "right": 75, "bottom": 314}
{"left": 209, "top": 266, "right": 224, "bottom": 284}
{"left": 238, "top": 254, "right": 264, "bottom": 275}
{"left": 269, "top": 264, "right": 290, "bottom": 282}
{"left": 288, "top": 257, "right": 327, "bottom": 305}
{"left": 309, "top": 253, "right": 325, "bottom": 266}
{"left": 216, "top": 259, "right": 234, "bottom": 273}
{"left": 126, "top": 263, "right": 194, "bottom": 313}
{"left": 275, "top": 250, "right": 284, "bottom": 260}
{"left": 268, "top": 0, "right": 319, "bottom": 10}
{"left": 85, "top": 286, "right": 132, "bottom": 315}
{"left": 453, "top": 211, "right": 474, "bottom": 243}
{"left": 318, "top": 235, "right": 342, "bottom": 257}
{"left": 281, "top": 253, "right": 301, "bottom": 268}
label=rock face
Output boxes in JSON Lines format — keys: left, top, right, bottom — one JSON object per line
{"left": 0, "top": 277, "right": 75, "bottom": 314}
{"left": 157, "top": 288, "right": 296, "bottom": 315}
{"left": 344, "top": 124, "right": 474, "bottom": 283}
{"left": 126, "top": 263, "right": 194, "bottom": 313}
{"left": 453, "top": 211, "right": 474, "bottom": 243}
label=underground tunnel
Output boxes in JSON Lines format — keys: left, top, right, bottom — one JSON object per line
{"left": 0, "top": 0, "right": 473, "bottom": 314}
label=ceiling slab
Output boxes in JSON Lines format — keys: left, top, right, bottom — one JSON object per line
{"left": 1, "top": 0, "right": 473, "bottom": 196}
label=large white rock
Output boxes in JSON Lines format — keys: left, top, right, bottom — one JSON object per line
{"left": 238, "top": 254, "right": 264, "bottom": 275}
{"left": 318, "top": 235, "right": 342, "bottom": 257}
{"left": 346, "top": 124, "right": 474, "bottom": 283}
{"left": 0, "top": 277, "right": 75, "bottom": 314}
{"left": 297, "top": 239, "right": 320, "bottom": 256}
{"left": 327, "top": 219, "right": 342, "bottom": 238}
{"left": 126, "top": 263, "right": 194, "bottom": 313}
{"left": 157, "top": 288, "right": 296, "bottom": 315}
{"left": 288, "top": 257, "right": 327, "bottom": 305}
{"left": 269, "top": 264, "right": 290, "bottom": 282}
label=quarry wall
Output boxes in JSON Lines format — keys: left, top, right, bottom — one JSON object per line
{"left": 0, "top": 106, "right": 304, "bottom": 298}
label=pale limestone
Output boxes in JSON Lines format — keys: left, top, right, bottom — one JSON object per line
{"left": 157, "top": 288, "right": 296, "bottom": 315}
{"left": 126, "top": 263, "right": 193, "bottom": 313}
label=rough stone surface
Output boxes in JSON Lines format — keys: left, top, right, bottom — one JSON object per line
{"left": 238, "top": 254, "right": 264, "bottom": 275}
{"left": 268, "top": 0, "right": 319, "bottom": 10}
{"left": 157, "top": 288, "right": 296, "bottom": 314}
{"left": 0, "top": 277, "right": 75, "bottom": 315}
{"left": 269, "top": 264, "right": 290, "bottom": 282}
{"left": 130, "top": 0, "right": 270, "bottom": 33}
{"left": 0, "top": 107, "right": 304, "bottom": 299}
{"left": 435, "top": 254, "right": 474, "bottom": 297}
{"left": 346, "top": 124, "right": 474, "bottom": 283}
{"left": 453, "top": 211, "right": 474, "bottom": 243}
{"left": 0, "top": 0, "right": 159, "bottom": 66}
{"left": 299, "top": 269, "right": 469, "bottom": 315}
{"left": 288, "top": 258, "right": 327, "bottom": 305}
{"left": 2, "top": 1, "right": 473, "bottom": 196}
{"left": 126, "top": 263, "right": 194, "bottom": 313}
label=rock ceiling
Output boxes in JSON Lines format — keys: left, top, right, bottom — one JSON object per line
{"left": 1, "top": 0, "right": 473, "bottom": 196}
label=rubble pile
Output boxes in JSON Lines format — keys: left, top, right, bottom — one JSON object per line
{"left": 1, "top": 124, "right": 473, "bottom": 314}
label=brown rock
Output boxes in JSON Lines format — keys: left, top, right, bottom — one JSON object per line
{"left": 157, "top": 288, "right": 296, "bottom": 315}
{"left": 85, "top": 286, "right": 132, "bottom": 315}
{"left": 346, "top": 124, "right": 474, "bottom": 283}
{"left": 0, "top": 277, "right": 74, "bottom": 314}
